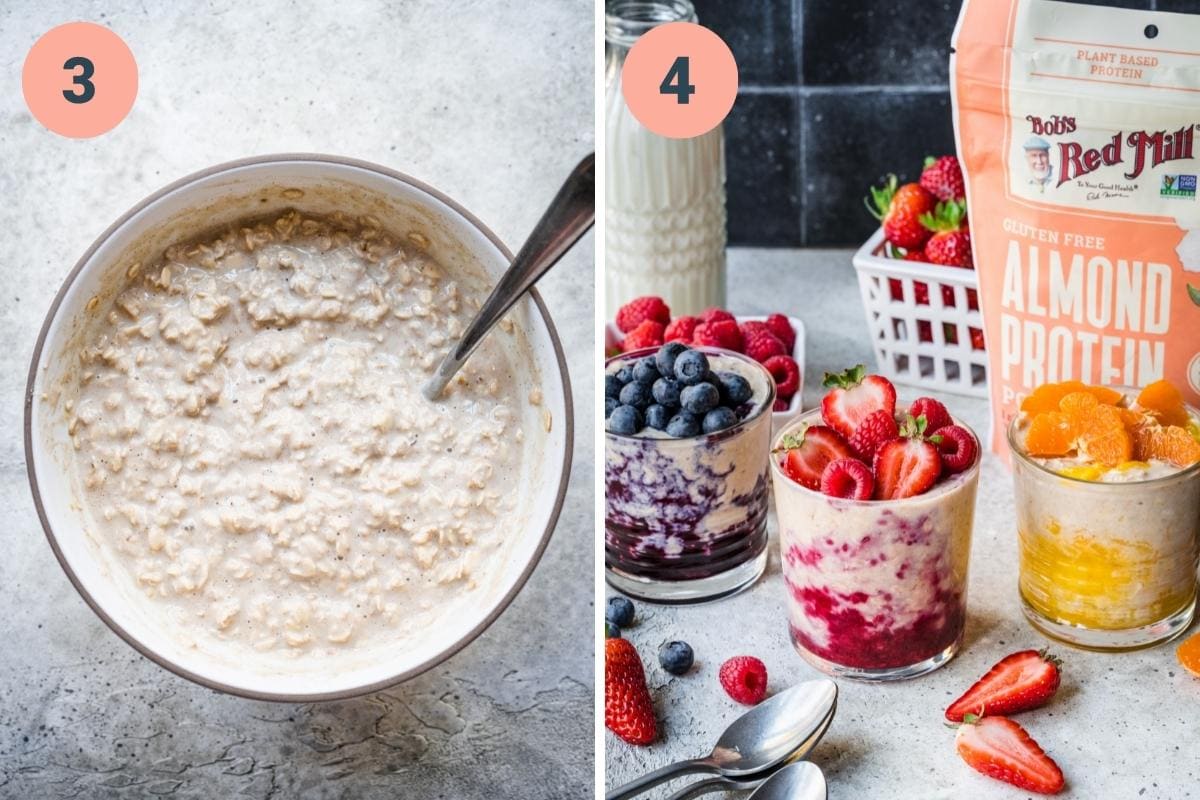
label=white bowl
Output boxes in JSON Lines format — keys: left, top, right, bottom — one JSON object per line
{"left": 605, "top": 314, "right": 806, "bottom": 435}
{"left": 24, "top": 154, "right": 573, "bottom": 701}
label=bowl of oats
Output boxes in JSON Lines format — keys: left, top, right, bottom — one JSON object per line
{"left": 25, "top": 154, "right": 573, "bottom": 700}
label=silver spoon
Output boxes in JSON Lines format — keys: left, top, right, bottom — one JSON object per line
{"left": 605, "top": 678, "right": 838, "bottom": 800}
{"left": 744, "top": 762, "right": 826, "bottom": 800}
{"left": 661, "top": 697, "right": 836, "bottom": 800}
{"left": 422, "top": 153, "right": 594, "bottom": 400}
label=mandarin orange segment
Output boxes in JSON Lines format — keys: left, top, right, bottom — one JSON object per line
{"left": 1086, "top": 385, "right": 1124, "bottom": 406}
{"left": 1058, "top": 390, "right": 1099, "bottom": 416}
{"left": 1025, "top": 411, "right": 1076, "bottom": 456}
{"left": 1180, "top": 631, "right": 1200, "bottom": 678}
{"left": 1136, "top": 379, "right": 1190, "bottom": 427}
{"left": 1136, "top": 425, "right": 1200, "bottom": 467}
{"left": 1075, "top": 404, "right": 1132, "bottom": 466}
{"left": 1020, "top": 381, "right": 1087, "bottom": 414}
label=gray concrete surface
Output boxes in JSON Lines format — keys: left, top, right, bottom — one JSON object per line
{"left": 0, "top": 2, "right": 594, "bottom": 798}
{"left": 606, "top": 248, "right": 1200, "bottom": 799}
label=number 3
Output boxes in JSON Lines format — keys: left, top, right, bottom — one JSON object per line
{"left": 62, "top": 56, "right": 95, "bottom": 104}
{"left": 659, "top": 56, "right": 696, "bottom": 105}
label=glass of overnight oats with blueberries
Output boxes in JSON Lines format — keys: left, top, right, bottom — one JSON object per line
{"left": 1009, "top": 379, "right": 1200, "bottom": 650}
{"left": 604, "top": 342, "right": 775, "bottom": 602}
{"left": 770, "top": 365, "right": 981, "bottom": 680}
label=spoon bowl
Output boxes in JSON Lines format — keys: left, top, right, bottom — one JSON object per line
{"left": 748, "top": 762, "right": 827, "bottom": 800}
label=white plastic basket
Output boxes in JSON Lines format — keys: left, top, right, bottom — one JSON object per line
{"left": 852, "top": 228, "right": 988, "bottom": 397}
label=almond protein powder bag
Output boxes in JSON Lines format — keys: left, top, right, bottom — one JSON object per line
{"left": 952, "top": 0, "right": 1200, "bottom": 454}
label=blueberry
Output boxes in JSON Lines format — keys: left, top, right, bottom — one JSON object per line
{"left": 606, "top": 596, "right": 635, "bottom": 627}
{"left": 605, "top": 621, "right": 621, "bottom": 639}
{"left": 605, "top": 397, "right": 619, "bottom": 417}
{"left": 715, "top": 371, "right": 753, "bottom": 405}
{"left": 680, "top": 382, "right": 720, "bottom": 415}
{"left": 674, "top": 349, "right": 710, "bottom": 385}
{"left": 615, "top": 365, "right": 635, "bottom": 384}
{"left": 605, "top": 374, "right": 623, "bottom": 400}
{"left": 633, "top": 356, "right": 660, "bottom": 384}
{"left": 645, "top": 404, "right": 671, "bottom": 431}
{"left": 652, "top": 377, "right": 682, "bottom": 408}
{"left": 606, "top": 405, "right": 642, "bottom": 435}
{"left": 702, "top": 406, "right": 738, "bottom": 433}
{"left": 665, "top": 411, "right": 701, "bottom": 438}
{"left": 658, "top": 640, "right": 694, "bottom": 675}
{"left": 655, "top": 342, "right": 689, "bottom": 377}
{"left": 618, "top": 380, "right": 653, "bottom": 409}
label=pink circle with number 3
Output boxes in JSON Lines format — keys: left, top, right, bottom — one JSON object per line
{"left": 22, "top": 22, "right": 137, "bottom": 139}
{"left": 621, "top": 21, "right": 737, "bottom": 139}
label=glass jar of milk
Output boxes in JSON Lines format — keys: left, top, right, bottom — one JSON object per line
{"left": 605, "top": 0, "right": 727, "bottom": 319}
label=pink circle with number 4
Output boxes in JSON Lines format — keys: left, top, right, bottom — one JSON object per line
{"left": 22, "top": 22, "right": 137, "bottom": 138}
{"left": 621, "top": 21, "right": 737, "bottom": 139}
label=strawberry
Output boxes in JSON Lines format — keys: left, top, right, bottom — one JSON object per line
{"left": 967, "top": 288, "right": 979, "bottom": 309}
{"left": 920, "top": 200, "right": 973, "bottom": 268}
{"left": 946, "top": 649, "right": 1062, "bottom": 722}
{"left": 699, "top": 307, "right": 737, "bottom": 325}
{"left": 775, "top": 425, "right": 854, "bottom": 491}
{"left": 743, "top": 327, "right": 787, "bottom": 363}
{"left": 764, "top": 314, "right": 796, "bottom": 352}
{"left": 718, "top": 656, "right": 768, "bottom": 705}
{"left": 762, "top": 355, "right": 800, "bottom": 399}
{"left": 872, "top": 414, "right": 942, "bottom": 499}
{"left": 937, "top": 424, "right": 978, "bottom": 474}
{"left": 820, "top": 365, "right": 897, "bottom": 441}
{"left": 616, "top": 296, "right": 671, "bottom": 333}
{"left": 664, "top": 315, "right": 699, "bottom": 343}
{"left": 908, "top": 397, "right": 952, "bottom": 433}
{"left": 846, "top": 408, "right": 899, "bottom": 461}
{"left": 693, "top": 319, "right": 744, "bottom": 352}
{"left": 919, "top": 154, "right": 966, "bottom": 202}
{"left": 605, "top": 638, "right": 656, "bottom": 745}
{"left": 621, "top": 320, "right": 665, "bottom": 352}
{"left": 819, "top": 458, "right": 874, "bottom": 500}
{"left": 917, "top": 320, "right": 933, "bottom": 343}
{"left": 866, "top": 175, "right": 936, "bottom": 250}
{"left": 970, "top": 327, "right": 985, "bottom": 350}
{"left": 954, "top": 715, "right": 1065, "bottom": 795}
{"left": 904, "top": 248, "right": 926, "bottom": 262}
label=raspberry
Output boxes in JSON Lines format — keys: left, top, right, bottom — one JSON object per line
{"left": 616, "top": 296, "right": 670, "bottom": 334}
{"left": 820, "top": 458, "right": 875, "bottom": 500}
{"left": 699, "top": 307, "right": 736, "bottom": 325}
{"left": 773, "top": 398, "right": 789, "bottom": 411}
{"left": 937, "top": 424, "right": 978, "bottom": 473}
{"left": 621, "top": 320, "right": 665, "bottom": 352}
{"left": 764, "top": 314, "right": 795, "bottom": 352}
{"left": 762, "top": 355, "right": 800, "bottom": 398}
{"left": 664, "top": 315, "right": 699, "bottom": 343}
{"left": 847, "top": 408, "right": 899, "bottom": 461}
{"left": 744, "top": 328, "right": 786, "bottom": 363}
{"left": 719, "top": 656, "right": 768, "bottom": 705}
{"left": 909, "top": 397, "right": 952, "bottom": 432}
{"left": 693, "top": 319, "right": 744, "bottom": 353}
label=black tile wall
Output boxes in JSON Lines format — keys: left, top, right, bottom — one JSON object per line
{"left": 683, "top": 0, "right": 1200, "bottom": 246}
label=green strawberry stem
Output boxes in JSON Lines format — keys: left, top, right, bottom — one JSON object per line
{"left": 1189, "top": 283, "right": 1200, "bottom": 307}
{"left": 864, "top": 174, "right": 899, "bottom": 221}
{"left": 919, "top": 199, "right": 966, "bottom": 233}
{"left": 822, "top": 364, "right": 866, "bottom": 390}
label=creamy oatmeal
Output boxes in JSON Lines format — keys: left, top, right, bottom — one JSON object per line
{"left": 64, "top": 210, "right": 542, "bottom": 664}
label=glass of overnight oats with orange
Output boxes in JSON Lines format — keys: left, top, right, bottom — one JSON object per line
{"left": 770, "top": 366, "right": 981, "bottom": 681}
{"left": 1009, "top": 379, "right": 1200, "bottom": 650}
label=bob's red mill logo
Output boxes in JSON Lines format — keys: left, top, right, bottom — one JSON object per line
{"left": 1025, "top": 115, "right": 1197, "bottom": 187}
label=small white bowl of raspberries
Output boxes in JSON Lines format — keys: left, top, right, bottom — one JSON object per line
{"left": 606, "top": 296, "right": 805, "bottom": 432}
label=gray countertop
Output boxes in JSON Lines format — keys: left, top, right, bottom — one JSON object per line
{"left": 0, "top": 2, "right": 593, "bottom": 798}
{"left": 605, "top": 247, "right": 1200, "bottom": 800}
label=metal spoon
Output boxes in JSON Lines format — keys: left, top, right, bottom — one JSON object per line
{"left": 422, "top": 153, "right": 594, "bottom": 400}
{"left": 744, "top": 762, "right": 826, "bottom": 800}
{"left": 605, "top": 678, "right": 838, "bottom": 800}
{"left": 661, "top": 697, "right": 836, "bottom": 800}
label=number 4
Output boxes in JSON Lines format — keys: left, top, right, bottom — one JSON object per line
{"left": 659, "top": 56, "right": 695, "bottom": 105}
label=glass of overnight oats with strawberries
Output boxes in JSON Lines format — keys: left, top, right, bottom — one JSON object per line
{"left": 605, "top": 342, "right": 776, "bottom": 602}
{"left": 770, "top": 366, "right": 981, "bottom": 680}
{"left": 1009, "top": 379, "right": 1200, "bottom": 651}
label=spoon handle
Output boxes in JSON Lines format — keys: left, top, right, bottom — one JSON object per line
{"left": 605, "top": 758, "right": 716, "bottom": 800}
{"left": 662, "top": 775, "right": 759, "bottom": 800}
{"left": 423, "top": 152, "right": 595, "bottom": 399}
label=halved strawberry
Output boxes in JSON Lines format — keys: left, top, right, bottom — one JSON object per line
{"left": 775, "top": 425, "right": 854, "bottom": 491}
{"left": 955, "top": 715, "right": 1065, "bottom": 795}
{"left": 946, "top": 649, "right": 1061, "bottom": 722}
{"left": 872, "top": 414, "right": 941, "bottom": 499}
{"left": 605, "top": 638, "right": 656, "bottom": 745}
{"left": 821, "top": 365, "right": 897, "bottom": 441}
